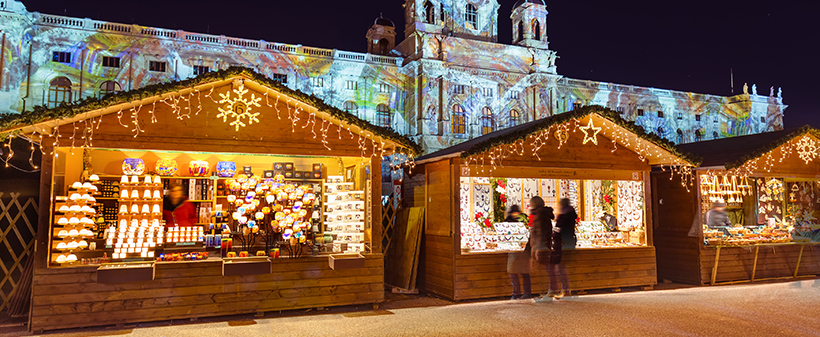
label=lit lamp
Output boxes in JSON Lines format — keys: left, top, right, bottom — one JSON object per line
{"left": 155, "top": 159, "right": 178, "bottom": 177}
{"left": 216, "top": 161, "right": 237, "bottom": 178}
{"left": 122, "top": 158, "right": 146, "bottom": 175}
{"left": 227, "top": 195, "right": 237, "bottom": 203}
{"left": 188, "top": 160, "right": 210, "bottom": 177}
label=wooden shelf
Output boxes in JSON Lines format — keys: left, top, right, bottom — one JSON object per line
{"left": 188, "top": 200, "right": 213, "bottom": 202}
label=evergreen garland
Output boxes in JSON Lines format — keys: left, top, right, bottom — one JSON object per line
{"left": 724, "top": 125, "right": 820, "bottom": 169}
{"left": 0, "top": 66, "right": 422, "bottom": 156}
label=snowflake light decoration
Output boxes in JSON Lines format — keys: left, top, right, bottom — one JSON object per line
{"left": 795, "top": 135, "right": 818, "bottom": 164}
{"left": 216, "top": 81, "right": 262, "bottom": 131}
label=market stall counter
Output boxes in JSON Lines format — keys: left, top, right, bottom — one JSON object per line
{"left": 411, "top": 107, "right": 699, "bottom": 300}
{"left": 653, "top": 126, "right": 820, "bottom": 285}
{"left": 0, "top": 68, "right": 420, "bottom": 331}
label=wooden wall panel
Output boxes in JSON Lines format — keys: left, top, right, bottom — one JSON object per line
{"left": 419, "top": 234, "right": 455, "bottom": 299}
{"left": 452, "top": 247, "right": 657, "bottom": 300}
{"left": 30, "top": 254, "right": 384, "bottom": 331}
{"left": 424, "top": 161, "right": 452, "bottom": 237}
{"left": 652, "top": 171, "right": 702, "bottom": 285}
{"left": 700, "top": 245, "right": 820, "bottom": 284}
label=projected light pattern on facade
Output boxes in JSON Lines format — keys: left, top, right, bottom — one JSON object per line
{"left": 0, "top": 0, "right": 786, "bottom": 154}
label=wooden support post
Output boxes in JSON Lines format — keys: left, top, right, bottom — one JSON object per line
{"left": 751, "top": 246, "right": 760, "bottom": 282}
{"left": 711, "top": 246, "right": 721, "bottom": 285}
{"left": 794, "top": 244, "right": 805, "bottom": 278}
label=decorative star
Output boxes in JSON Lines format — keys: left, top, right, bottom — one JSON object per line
{"left": 579, "top": 120, "right": 601, "bottom": 145}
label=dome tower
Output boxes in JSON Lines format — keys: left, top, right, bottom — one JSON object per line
{"left": 367, "top": 14, "right": 397, "bottom": 55}
{"left": 511, "top": 0, "right": 548, "bottom": 49}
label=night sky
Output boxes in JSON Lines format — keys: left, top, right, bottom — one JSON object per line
{"left": 20, "top": 0, "right": 818, "bottom": 129}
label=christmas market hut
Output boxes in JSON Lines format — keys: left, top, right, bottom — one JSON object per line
{"left": 407, "top": 106, "right": 699, "bottom": 300}
{"left": 0, "top": 67, "right": 420, "bottom": 332}
{"left": 653, "top": 126, "right": 820, "bottom": 286}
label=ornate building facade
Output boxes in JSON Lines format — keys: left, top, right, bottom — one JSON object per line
{"left": 0, "top": 0, "right": 786, "bottom": 154}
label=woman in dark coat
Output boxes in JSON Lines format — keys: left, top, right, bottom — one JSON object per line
{"left": 528, "top": 197, "right": 557, "bottom": 301}
{"left": 544, "top": 198, "right": 576, "bottom": 299}
{"left": 505, "top": 205, "right": 531, "bottom": 299}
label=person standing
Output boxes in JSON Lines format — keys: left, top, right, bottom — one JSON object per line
{"left": 545, "top": 198, "right": 576, "bottom": 299}
{"left": 163, "top": 183, "right": 197, "bottom": 228}
{"left": 506, "top": 205, "right": 531, "bottom": 299}
{"left": 527, "top": 196, "right": 556, "bottom": 302}
{"left": 705, "top": 202, "right": 732, "bottom": 228}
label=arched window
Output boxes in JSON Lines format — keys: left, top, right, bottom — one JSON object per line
{"left": 465, "top": 4, "right": 478, "bottom": 29}
{"left": 517, "top": 21, "right": 524, "bottom": 42}
{"left": 376, "top": 104, "right": 391, "bottom": 128}
{"left": 451, "top": 104, "right": 466, "bottom": 135}
{"left": 424, "top": 1, "right": 435, "bottom": 24}
{"left": 657, "top": 126, "right": 664, "bottom": 137}
{"left": 573, "top": 101, "right": 583, "bottom": 110}
{"left": 509, "top": 109, "right": 521, "bottom": 127}
{"left": 695, "top": 129, "right": 704, "bottom": 142}
{"left": 344, "top": 101, "right": 358, "bottom": 117}
{"left": 378, "top": 39, "right": 390, "bottom": 55}
{"left": 533, "top": 20, "right": 541, "bottom": 41}
{"left": 99, "top": 80, "right": 121, "bottom": 98}
{"left": 48, "top": 77, "right": 72, "bottom": 108}
{"left": 480, "top": 107, "right": 495, "bottom": 135}
{"left": 712, "top": 131, "right": 719, "bottom": 140}
{"left": 676, "top": 129, "right": 684, "bottom": 144}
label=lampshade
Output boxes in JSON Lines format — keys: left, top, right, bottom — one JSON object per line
{"left": 143, "top": 190, "right": 151, "bottom": 199}
{"left": 119, "top": 205, "right": 128, "bottom": 213}
{"left": 227, "top": 195, "right": 236, "bottom": 203}
{"left": 131, "top": 190, "right": 139, "bottom": 199}
{"left": 156, "top": 159, "right": 178, "bottom": 177}
{"left": 122, "top": 158, "right": 146, "bottom": 175}
{"left": 89, "top": 174, "right": 100, "bottom": 182}
{"left": 152, "top": 204, "right": 161, "bottom": 214}
{"left": 216, "top": 161, "right": 237, "bottom": 178}
{"left": 71, "top": 182, "right": 82, "bottom": 189}
{"left": 121, "top": 175, "right": 129, "bottom": 184}
{"left": 153, "top": 175, "right": 162, "bottom": 184}
{"left": 141, "top": 204, "right": 150, "bottom": 214}
{"left": 153, "top": 190, "right": 162, "bottom": 200}
{"left": 188, "top": 160, "right": 210, "bottom": 177}
{"left": 131, "top": 204, "right": 139, "bottom": 214}
{"left": 121, "top": 189, "right": 129, "bottom": 199}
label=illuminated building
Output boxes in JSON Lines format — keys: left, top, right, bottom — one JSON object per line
{"left": 0, "top": 0, "right": 786, "bottom": 154}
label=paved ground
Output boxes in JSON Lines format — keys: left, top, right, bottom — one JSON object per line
{"left": 2, "top": 279, "right": 820, "bottom": 337}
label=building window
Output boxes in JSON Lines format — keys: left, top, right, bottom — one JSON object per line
{"left": 148, "top": 61, "right": 166, "bottom": 72}
{"left": 533, "top": 20, "right": 541, "bottom": 41}
{"left": 424, "top": 1, "right": 435, "bottom": 24}
{"left": 616, "top": 107, "right": 625, "bottom": 114}
{"left": 272, "top": 73, "right": 288, "bottom": 85}
{"left": 509, "top": 90, "right": 520, "bottom": 100}
{"left": 376, "top": 104, "right": 391, "bottom": 128}
{"left": 345, "top": 80, "right": 357, "bottom": 91}
{"left": 379, "top": 83, "right": 390, "bottom": 93}
{"left": 695, "top": 114, "right": 702, "bottom": 122}
{"left": 440, "top": 3, "right": 445, "bottom": 21}
{"left": 453, "top": 85, "right": 465, "bottom": 95}
{"left": 760, "top": 116, "right": 765, "bottom": 123}
{"left": 657, "top": 127, "right": 664, "bottom": 136}
{"left": 311, "top": 77, "right": 324, "bottom": 87}
{"left": 451, "top": 104, "right": 467, "bottom": 135}
{"left": 482, "top": 87, "right": 493, "bottom": 97}
{"left": 637, "top": 109, "right": 644, "bottom": 116}
{"left": 713, "top": 131, "right": 719, "bottom": 140}
{"left": 48, "top": 77, "right": 72, "bottom": 108}
{"left": 657, "top": 111, "right": 664, "bottom": 118}
{"left": 713, "top": 116, "right": 719, "bottom": 123}
{"left": 344, "top": 101, "right": 358, "bottom": 116}
{"left": 676, "top": 129, "right": 684, "bottom": 144}
{"left": 517, "top": 21, "right": 524, "bottom": 43}
{"left": 465, "top": 3, "right": 478, "bottom": 29}
{"left": 695, "top": 129, "right": 704, "bottom": 141}
{"left": 677, "top": 112, "right": 683, "bottom": 120}
{"left": 509, "top": 109, "right": 521, "bottom": 127}
{"left": 573, "top": 102, "right": 583, "bottom": 110}
{"left": 98, "top": 80, "right": 121, "bottom": 98}
{"left": 193, "top": 65, "right": 210, "bottom": 76}
{"left": 480, "top": 107, "right": 495, "bottom": 135}
{"left": 102, "top": 56, "right": 120, "bottom": 68}
{"left": 52, "top": 51, "right": 71, "bottom": 63}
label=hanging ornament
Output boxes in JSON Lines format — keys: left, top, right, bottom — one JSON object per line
{"left": 579, "top": 119, "right": 601, "bottom": 145}
{"left": 795, "top": 135, "right": 818, "bottom": 164}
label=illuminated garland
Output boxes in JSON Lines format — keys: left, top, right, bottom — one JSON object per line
{"left": 0, "top": 66, "right": 422, "bottom": 156}
{"left": 727, "top": 125, "right": 820, "bottom": 176}
{"left": 725, "top": 125, "right": 819, "bottom": 170}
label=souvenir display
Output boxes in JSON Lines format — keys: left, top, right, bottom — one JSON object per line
{"left": 460, "top": 177, "right": 648, "bottom": 252}
{"left": 324, "top": 175, "right": 367, "bottom": 254}
{"left": 155, "top": 159, "right": 178, "bottom": 176}
{"left": 122, "top": 158, "right": 146, "bottom": 175}
{"left": 216, "top": 161, "right": 237, "bottom": 178}
{"left": 189, "top": 160, "right": 210, "bottom": 176}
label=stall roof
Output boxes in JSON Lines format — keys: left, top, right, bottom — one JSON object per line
{"left": 678, "top": 125, "right": 820, "bottom": 169}
{"left": 415, "top": 106, "right": 701, "bottom": 166}
{"left": 0, "top": 67, "right": 421, "bottom": 156}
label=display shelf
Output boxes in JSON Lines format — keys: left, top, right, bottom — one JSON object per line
{"left": 188, "top": 200, "right": 214, "bottom": 202}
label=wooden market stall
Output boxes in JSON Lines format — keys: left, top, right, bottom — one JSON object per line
{"left": 0, "top": 67, "right": 420, "bottom": 332}
{"left": 409, "top": 107, "right": 700, "bottom": 300}
{"left": 654, "top": 126, "right": 820, "bottom": 285}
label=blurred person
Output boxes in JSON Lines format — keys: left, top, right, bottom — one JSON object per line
{"left": 528, "top": 196, "right": 556, "bottom": 303}
{"left": 506, "top": 205, "right": 531, "bottom": 299}
{"left": 163, "top": 183, "right": 197, "bottom": 228}
{"left": 706, "top": 202, "right": 732, "bottom": 228}
{"left": 541, "top": 198, "right": 576, "bottom": 300}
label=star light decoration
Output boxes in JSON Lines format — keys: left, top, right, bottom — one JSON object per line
{"left": 795, "top": 135, "right": 818, "bottom": 164}
{"left": 217, "top": 80, "right": 262, "bottom": 131}
{"left": 579, "top": 119, "right": 601, "bottom": 145}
